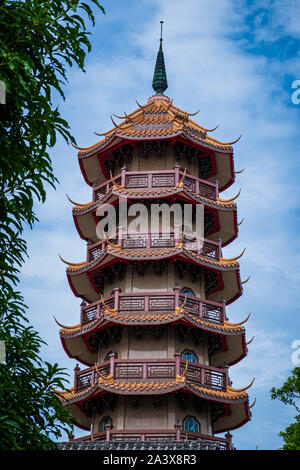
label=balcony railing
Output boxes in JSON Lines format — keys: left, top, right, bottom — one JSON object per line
{"left": 80, "top": 287, "right": 226, "bottom": 325}
{"left": 69, "top": 429, "right": 232, "bottom": 450}
{"left": 93, "top": 166, "right": 218, "bottom": 202}
{"left": 87, "top": 230, "right": 222, "bottom": 263}
{"left": 73, "top": 354, "right": 228, "bottom": 394}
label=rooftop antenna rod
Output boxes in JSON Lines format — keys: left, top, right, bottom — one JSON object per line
{"left": 152, "top": 20, "right": 168, "bottom": 94}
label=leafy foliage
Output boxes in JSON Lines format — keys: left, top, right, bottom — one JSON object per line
{"left": 270, "top": 367, "right": 300, "bottom": 450}
{"left": 0, "top": 0, "right": 104, "bottom": 449}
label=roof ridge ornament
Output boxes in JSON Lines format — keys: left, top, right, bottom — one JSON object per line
{"left": 221, "top": 247, "right": 246, "bottom": 262}
{"left": 217, "top": 188, "right": 241, "bottom": 203}
{"left": 227, "top": 377, "right": 255, "bottom": 392}
{"left": 152, "top": 21, "right": 168, "bottom": 95}
{"left": 58, "top": 254, "right": 85, "bottom": 267}
{"left": 66, "top": 194, "right": 90, "bottom": 207}
{"left": 53, "top": 316, "right": 80, "bottom": 330}
{"left": 221, "top": 134, "right": 242, "bottom": 146}
{"left": 224, "top": 312, "right": 251, "bottom": 327}
{"left": 241, "top": 275, "right": 251, "bottom": 285}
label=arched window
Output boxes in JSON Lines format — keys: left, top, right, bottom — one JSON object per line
{"left": 183, "top": 416, "right": 200, "bottom": 433}
{"left": 182, "top": 349, "right": 198, "bottom": 363}
{"left": 180, "top": 288, "right": 196, "bottom": 311}
{"left": 98, "top": 416, "right": 112, "bottom": 432}
{"left": 181, "top": 287, "right": 195, "bottom": 297}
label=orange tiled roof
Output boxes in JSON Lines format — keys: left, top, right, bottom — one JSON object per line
{"left": 57, "top": 307, "right": 245, "bottom": 337}
{"left": 58, "top": 374, "right": 248, "bottom": 404}
{"left": 64, "top": 244, "right": 240, "bottom": 274}
{"left": 71, "top": 185, "right": 237, "bottom": 215}
{"left": 76, "top": 96, "right": 237, "bottom": 158}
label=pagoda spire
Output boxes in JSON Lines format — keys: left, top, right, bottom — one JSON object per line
{"left": 152, "top": 21, "right": 168, "bottom": 94}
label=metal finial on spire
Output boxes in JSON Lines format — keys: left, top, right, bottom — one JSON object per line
{"left": 152, "top": 21, "right": 168, "bottom": 94}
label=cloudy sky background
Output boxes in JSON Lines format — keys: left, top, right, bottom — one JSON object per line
{"left": 19, "top": 0, "right": 300, "bottom": 449}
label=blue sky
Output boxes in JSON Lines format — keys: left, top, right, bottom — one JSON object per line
{"left": 19, "top": 0, "right": 300, "bottom": 450}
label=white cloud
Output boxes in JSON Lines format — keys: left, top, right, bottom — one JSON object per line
{"left": 230, "top": 329, "right": 293, "bottom": 390}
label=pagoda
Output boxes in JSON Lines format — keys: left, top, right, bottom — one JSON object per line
{"left": 57, "top": 25, "right": 254, "bottom": 451}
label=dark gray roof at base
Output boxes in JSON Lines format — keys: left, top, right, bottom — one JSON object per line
{"left": 57, "top": 440, "right": 223, "bottom": 451}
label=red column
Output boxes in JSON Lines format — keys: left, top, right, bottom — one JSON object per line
{"left": 200, "top": 366, "right": 205, "bottom": 386}
{"left": 218, "top": 238, "right": 222, "bottom": 259}
{"left": 144, "top": 294, "right": 149, "bottom": 313}
{"left": 174, "top": 224, "right": 180, "bottom": 245}
{"left": 225, "top": 431, "right": 233, "bottom": 450}
{"left": 80, "top": 301, "right": 87, "bottom": 324}
{"left": 121, "top": 166, "right": 126, "bottom": 187}
{"left": 215, "top": 179, "right": 219, "bottom": 198}
{"left": 118, "top": 225, "right": 123, "bottom": 247}
{"left": 105, "top": 423, "right": 112, "bottom": 441}
{"left": 174, "top": 421, "right": 181, "bottom": 441}
{"left": 223, "top": 363, "right": 229, "bottom": 388}
{"left": 174, "top": 164, "right": 180, "bottom": 186}
{"left": 197, "top": 298, "right": 201, "bottom": 318}
{"left": 173, "top": 285, "right": 180, "bottom": 309}
{"left": 196, "top": 236, "right": 202, "bottom": 255}
{"left": 109, "top": 352, "right": 116, "bottom": 377}
{"left": 113, "top": 287, "right": 120, "bottom": 310}
{"left": 222, "top": 299, "right": 226, "bottom": 323}
{"left": 146, "top": 232, "right": 151, "bottom": 250}
{"left": 74, "top": 364, "right": 80, "bottom": 390}
{"left": 174, "top": 352, "right": 181, "bottom": 376}
{"left": 92, "top": 182, "right": 97, "bottom": 201}
{"left": 142, "top": 363, "right": 147, "bottom": 379}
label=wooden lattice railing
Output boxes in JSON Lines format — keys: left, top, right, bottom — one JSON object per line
{"left": 69, "top": 429, "right": 232, "bottom": 450}
{"left": 93, "top": 166, "right": 218, "bottom": 202}
{"left": 80, "top": 288, "right": 226, "bottom": 325}
{"left": 87, "top": 231, "right": 221, "bottom": 263}
{"left": 73, "top": 355, "right": 228, "bottom": 394}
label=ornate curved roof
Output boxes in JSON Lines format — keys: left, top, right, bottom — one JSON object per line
{"left": 75, "top": 95, "right": 237, "bottom": 192}
{"left": 62, "top": 243, "right": 243, "bottom": 305}
{"left": 58, "top": 309, "right": 246, "bottom": 337}
{"left": 56, "top": 305, "right": 248, "bottom": 368}
{"left": 57, "top": 372, "right": 252, "bottom": 433}
{"left": 59, "top": 375, "right": 249, "bottom": 403}
{"left": 64, "top": 244, "right": 241, "bottom": 274}
{"left": 76, "top": 96, "right": 237, "bottom": 158}
{"left": 70, "top": 184, "right": 238, "bottom": 247}
{"left": 71, "top": 185, "right": 238, "bottom": 214}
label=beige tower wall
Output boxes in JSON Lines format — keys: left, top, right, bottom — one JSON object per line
{"left": 125, "top": 146, "right": 200, "bottom": 178}
{"left": 92, "top": 394, "right": 212, "bottom": 436}
{"left": 102, "top": 264, "right": 205, "bottom": 298}
{"left": 97, "top": 326, "right": 209, "bottom": 366}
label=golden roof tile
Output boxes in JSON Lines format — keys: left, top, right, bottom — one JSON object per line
{"left": 77, "top": 98, "right": 236, "bottom": 157}
{"left": 71, "top": 185, "right": 237, "bottom": 214}
{"left": 59, "top": 375, "right": 248, "bottom": 405}
{"left": 63, "top": 243, "right": 240, "bottom": 275}
{"left": 57, "top": 307, "right": 245, "bottom": 337}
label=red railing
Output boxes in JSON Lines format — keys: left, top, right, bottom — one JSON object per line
{"left": 69, "top": 429, "right": 232, "bottom": 450}
{"left": 80, "top": 288, "right": 226, "bottom": 325}
{"left": 74, "top": 354, "right": 228, "bottom": 393}
{"left": 93, "top": 166, "right": 218, "bottom": 201}
{"left": 87, "top": 230, "right": 222, "bottom": 263}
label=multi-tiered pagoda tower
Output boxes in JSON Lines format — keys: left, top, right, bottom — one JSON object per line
{"left": 57, "top": 29, "right": 254, "bottom": 451}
